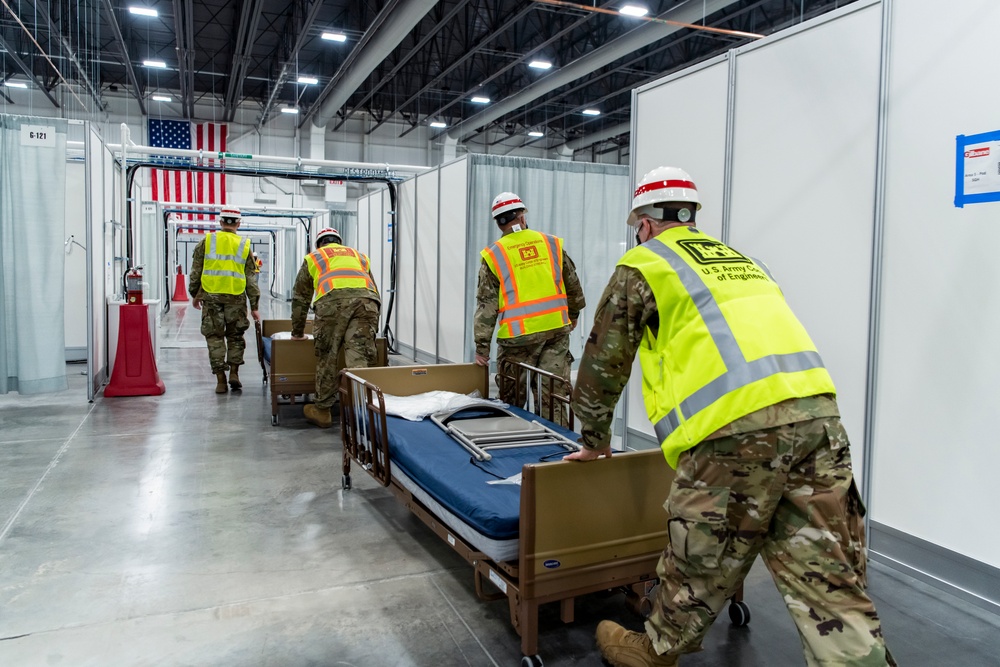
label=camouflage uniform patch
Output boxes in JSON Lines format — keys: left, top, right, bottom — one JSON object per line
{"left": 312, "top": 296, "right": 380, "bottom": 409}
{"left": 200, "top": 301, "right": 250, "bottom": 373}
{"left": 645, "top": 416, "right": 894, "bottom": 666}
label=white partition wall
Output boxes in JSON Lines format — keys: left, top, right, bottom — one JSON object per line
{"left": 870, "top": 0, "right": 1000, "bottom": 592}
{"left": 726, "top": 1, "right": 882, "bottom": 482}
{"left": 414, "top": 170, "right": 440, "bottom": 361}
{"left": 631, "top": 0, "right": 1000, "bottom": 614}
{"left": 86, "top": 124, "right": 113, "bottom": 399}
{"left": 437, "top": 159, "right": 470, "bottom": 363}
{"left": 395, "top": 180, "right": 416, "bottom": 352}
{"left": 628, "top": 54, "right": 733, "bottom": 445}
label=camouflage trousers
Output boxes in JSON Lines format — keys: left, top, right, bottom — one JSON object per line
{"left": 645, "top": 416, "right": 895, "bottom": 666}
{"left": 313, "top": 297, "right": 379, "bottom": 409}
{"left": 496, "top": 333, "right": 572, "bottom": 427}
{"left": 200, "top": 302, "right": 249, "bottom": 374}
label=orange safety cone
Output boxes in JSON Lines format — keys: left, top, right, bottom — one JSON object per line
{"left": 104, "top": 303, "right": 166, "bottom": 397}
{"left": 172, "top": 265, "right": 189, "bottom": 302}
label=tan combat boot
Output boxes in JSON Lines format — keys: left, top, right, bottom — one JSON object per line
{"left": 595, "top": 621, "right": 679, "bottom": 667}
{"left": 215, "top": 373, "right": 228, "bottom": 394}
{"left": 303, "top": 404, "right": 332, "bottom": 429}
{"left": 228, "top": 364, "right": 242, "bottom": 390}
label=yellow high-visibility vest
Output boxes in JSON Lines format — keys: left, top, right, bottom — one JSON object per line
{"left": 619, "top": 227, "right": 837, "bottom": 468}
{"left": 481, "top": 229, "right": 570, "bottom": 338}
{"left": 202, "top": 232, "right": 250, "bottom": 295}
{"left": 306, "top": 244, "right": 376, "bottom": 303}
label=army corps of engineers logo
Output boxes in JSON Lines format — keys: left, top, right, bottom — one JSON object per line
{"left": 675, "top": 238, "right": 751, "bottom": 265}
{"left": 518, "top": 245, "right": 540, "bottom": 261}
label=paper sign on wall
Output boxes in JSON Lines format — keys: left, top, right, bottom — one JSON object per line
{"left": 20, "top": 125, "right": 56, "bottom": 147}
{"left": 955, "top": 130, "right": 1000, "bottom": 207}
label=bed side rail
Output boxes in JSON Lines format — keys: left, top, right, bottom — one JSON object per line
{"left": 496, "top": 361, "right": 575, "bottom": 429}
{"left": 339, "top": 370, "right": 391, "bottom": 487}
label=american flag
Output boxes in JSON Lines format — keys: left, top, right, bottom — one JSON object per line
{"left": 149, "top": 119, "right": 227, "bottom": 220}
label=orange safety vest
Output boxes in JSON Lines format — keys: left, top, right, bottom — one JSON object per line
{"left": 305, "top": 244, "right": 376, "bottom": 303}
{"left": 480, "top": 229, "right": 570, "bottom": 338}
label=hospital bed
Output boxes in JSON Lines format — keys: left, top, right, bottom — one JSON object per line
{"left": 256, "top": 319, "right": 387, "bottom": 426}
{"left": 338, "top": 362, "right": 750, "bottom": 666}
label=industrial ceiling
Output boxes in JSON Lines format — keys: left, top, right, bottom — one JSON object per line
{"left": 0, "top": 0, "right": 857, "bottom": 152}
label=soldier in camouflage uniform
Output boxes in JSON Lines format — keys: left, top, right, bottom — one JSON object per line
{"left": 189, "top": 206, "right": 260, "bottom": 394}
{"left": 474, "top": 192, "right": 585, "bottom": 426}
{"left": 291, "top": 227, "right": 380, "bottom": 429}
{"left": 565, "top": 167, "right": 895, "bottom": 667}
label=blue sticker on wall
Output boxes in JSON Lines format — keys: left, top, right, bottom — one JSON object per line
{"left": 543, "top": 559, "right": 561, "bottom": 569}
{"left": 955, "top": 130, "right": 1000, "bottom": 208}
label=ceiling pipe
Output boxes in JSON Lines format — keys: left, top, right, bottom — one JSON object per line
{"left": 445, "top": 0, "right": 738, "bottom": 143}
{"left": 556, "top": 121, "right": 630, "bottom": 157}
{"left": 307, "top": 0, "right": 437, "bottom": 129}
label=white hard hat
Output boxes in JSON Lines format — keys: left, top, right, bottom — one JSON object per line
{"left": 316, "top": 227, "right": 342, "bottom": 245}
{"left": 627, "top": 166, "right": 701, "bottom": 227}
{"left": 491, "top": 192, "right": 526, "bottom": 220}
{"left": 219, "top": 206, "right": 242, "bottom": 222}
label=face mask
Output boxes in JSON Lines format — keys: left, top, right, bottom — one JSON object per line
{"left": 635, "top": 231, "right": 642, "bottom": 246}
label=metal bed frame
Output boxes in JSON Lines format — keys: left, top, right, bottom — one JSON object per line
{"left": 337, "top": 362, "right": 749, "bottom": 666}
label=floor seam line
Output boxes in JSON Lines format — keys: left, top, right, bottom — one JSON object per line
{"left": 0, "top": 401, "right": 97, "bottom": 545}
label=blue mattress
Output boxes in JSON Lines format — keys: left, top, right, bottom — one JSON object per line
{"left": 385, "top": 407, "right": 580, "bottom": 541}
{"left": 261, "top": 336, "right": 272, "bottom": 363}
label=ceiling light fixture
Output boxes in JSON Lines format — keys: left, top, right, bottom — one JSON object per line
{"left": 321, "top": 32, "right": 347, "bottom": 42}
{"left": 582, "top": 108, "right": 601, "bottom": 116}
{"left": 471, "top": 96, "right": 490, "bottom": 104}
{"left": 619, "top": 4, "right": 648, "bottom": 17}
{"left": 152, "top": 94, "right": 172, "bottom": 102}
{"left": 4, "top": 81, "right": 28, "bottom": 89}
{"left": 528, "top": 60, "right": 553, "bottom": 70}
{"left": 297, "top": 76, "right": 319, "bottom": 85}
{"left": 143, "top": 59, "right": 167, "bottom": 68}
{"left": 429, "top": 121, "right": 447, "bottom": 129}
{"left": 531, "top": 0, "right": 764, "bottom": 39}
{"left": 280, "top": 107, "right": 299, "bottom": 114}
{"left": 128, "top": 6, "right": 158, "bottom": 17}
{"left": 528, "top": 131, "right": 545, "bottom": 138}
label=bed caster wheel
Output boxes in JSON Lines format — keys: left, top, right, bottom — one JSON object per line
{"left": 728, "top": 600, "right": 751, "bottom": 627}
{"left": 625, "top": 594, "right": 653, "bottom": 618}
{"left": 342, "top": 474, "right": 351, "bottom": 490}
{"left": 520, "top": 655, "right": 543, "bottom": 667}
{"left": 271, "top": 415, "right": 278, "bottom": 426}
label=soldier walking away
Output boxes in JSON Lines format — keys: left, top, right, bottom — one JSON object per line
{"left": 291, "top": 227, "right": 380, "bottom": 429}
{"left": 473, "top": 192, "right": 585, "bottom": 426}
{"left": 189, "top": 206, "right": 261, "bottom": 394}
{"left": 564, "top": 167, "right": 896, "bottom": 667}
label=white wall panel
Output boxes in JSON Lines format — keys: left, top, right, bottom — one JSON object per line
{"left": 395, "top": 180, "right": 416, "bottom": 353}
{"left": 369, "top": 193, "right": 384, "bottom": 329}
{"left": 874, "top": 0, "right": 1000, "bottom": 567}
{"left": 356, "top": 196, "right": 370, "bottom": 258}
{"left": 65, "top": 162, "right": 88, "bottom": 352}
{"left": 415, "top": 171, "right": 440, "bottom": 359}
{"left": 633, "top": 55, "right": 730, "bottom": 239}
{"left": 437, "top": 159, "right": 468, "bottom": 362}
{"left": 727, "top": 2, "right": 881, "bottom": 482}
{"left": 628, "top": 54, "right": 732, "bottom": 444}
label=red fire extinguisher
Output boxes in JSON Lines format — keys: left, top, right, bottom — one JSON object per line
{"left": 126, "top": 266, "right": 144, "bottom": 305}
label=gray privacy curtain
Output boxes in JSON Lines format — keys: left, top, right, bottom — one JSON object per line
{"left": 0, "top": 115, "right": 69, "bottom": 394}
{"left": 328, "top": 210, "right": 358, "bottom": 248}
{"left": 466, "top": 154, "right": 630, "bottom": 364}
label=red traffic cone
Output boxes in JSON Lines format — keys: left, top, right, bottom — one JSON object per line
{"left": 104, "top": 304, "right": 166, "bottom": 397}
{"left": 172, "top": 265, "right": 189, "bottom": 302}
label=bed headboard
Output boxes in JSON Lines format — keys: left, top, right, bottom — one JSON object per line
{"left": 519, "top": 450, "right": 674, "bottom": 599}
{"left": 345, "top": 363, "right": 489, "bottom": 398}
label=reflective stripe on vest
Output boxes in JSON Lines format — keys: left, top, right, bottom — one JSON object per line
{"left": 481, "top": 230, "right": 569, "bottom": 338}
{"left": 641, "top": 238, "right": 827, "bottom": 443}
{"left": 307, "top": 245, "right": 375, "bottom": 302}
{"left": 202, "top": 232, "right": 249, "bottom": 294}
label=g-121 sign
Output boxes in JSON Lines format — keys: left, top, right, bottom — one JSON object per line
{"left": 20, "top": 125, "right": 56, "bottom": 147}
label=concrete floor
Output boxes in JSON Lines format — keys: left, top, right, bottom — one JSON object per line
{"left": 1, "top": 296, "right": 998, "bottom": 666}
